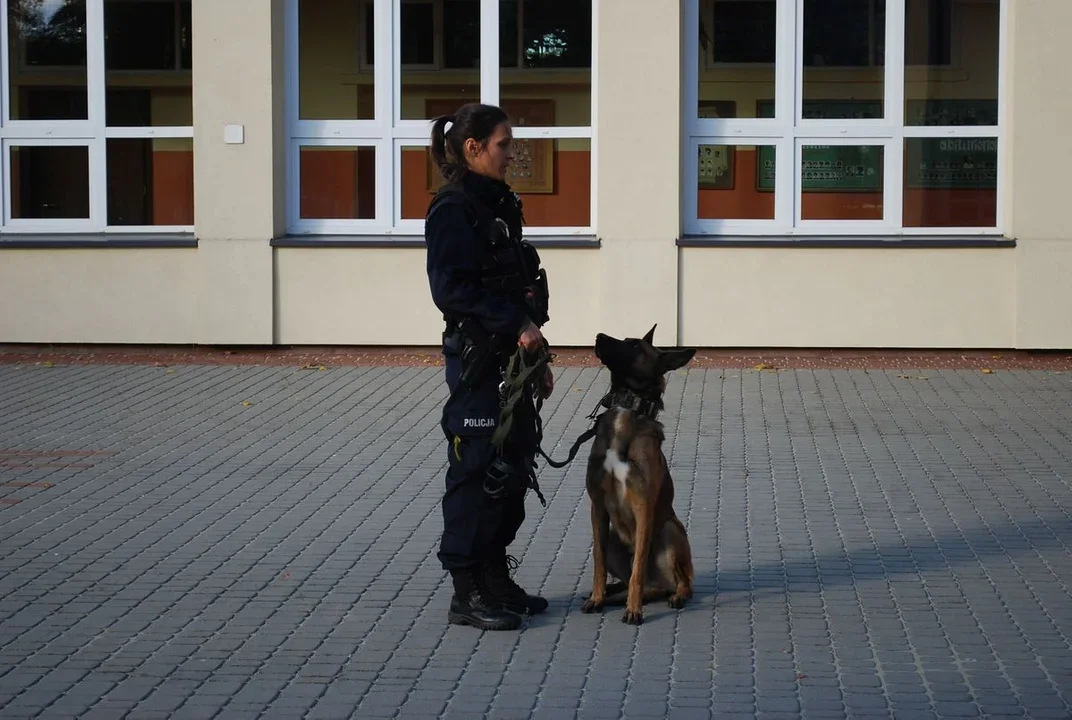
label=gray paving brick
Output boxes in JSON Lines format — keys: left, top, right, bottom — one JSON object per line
{"left": 3, "top": 364, "right": 1072, "bottom": 717}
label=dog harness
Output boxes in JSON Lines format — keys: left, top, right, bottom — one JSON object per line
{"left": 598, "top": 387, "right": 662, "bottom": 421}
{"left": 532, "top": 366, "right": 665, "bottom": 470}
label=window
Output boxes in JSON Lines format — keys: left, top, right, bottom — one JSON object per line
{"left": 2, "top": 0, "right": 194, "bottom": 233}
{"left": 686, "top": 0, "right": 1000, "bottom": 235}
{"left": 286, "top": 0, "right": 594, "bottom": 237}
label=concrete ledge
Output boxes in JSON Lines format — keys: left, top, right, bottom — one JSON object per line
{"left": 271, "top": 235, "right": 601, "bottom": 249}
{"left": 0, "top": 234, "right": 198, "bottom": 249}
{"left": 678, "top": 235, "right": 1017, "bottom": 249}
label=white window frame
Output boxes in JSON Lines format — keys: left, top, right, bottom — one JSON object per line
{"left": 683, "top": 0, "right": 1006, "bottom": 237}
{"left": 0, "top": 0, "right": 194, "bottom": 235}
{"left": 284, "top": 0, "right": 597, "bottom": 238}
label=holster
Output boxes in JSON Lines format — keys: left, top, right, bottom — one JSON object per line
{"left": 444, "top": 317, "right": 503, "bottom": 391}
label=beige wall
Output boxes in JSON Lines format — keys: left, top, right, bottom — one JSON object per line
{"left": 1009, "top": 0, "right": 1072, "bottom": 348}
{"left": 275, "top": 246, "right": 602, "bottom": 346}
{"left": 5, "top": 0, "right": 1072, "bottom": 351}
{"left": 681, "top": 247, "right": 1015, "bottom": 348}
{"left": 190, "top": 0, "right": 283, "bottom": 344}
{"left": 0, "top": 249, "right": 200, "bottom": 344}
{"left": 0, "top": 0, "right": 283, "bottom": 347}
{"left": 593, "top": 0, "right": 682, "bottom": 344}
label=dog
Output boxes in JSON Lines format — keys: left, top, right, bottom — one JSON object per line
{"left": 580, "top": 324, "right": 696, "bottom": 625}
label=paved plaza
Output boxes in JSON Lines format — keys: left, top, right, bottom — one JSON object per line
{"left": 2, "top": 361, "right": 1072, "bottom": 719}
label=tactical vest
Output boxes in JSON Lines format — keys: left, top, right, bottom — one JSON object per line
{"left": 427, "top": 180, "right": 550, "bottom": 332}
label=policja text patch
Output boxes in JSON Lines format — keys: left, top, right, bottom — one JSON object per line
{"left": 463, "top": 417, "right": 497, "bottom": 428}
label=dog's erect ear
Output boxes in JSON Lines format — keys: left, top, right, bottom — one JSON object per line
{"left": 642, "top": 324, "right": 657, "bottom": 344}
{"left": 657, "top": 347, "right": 696, "bottom": 374}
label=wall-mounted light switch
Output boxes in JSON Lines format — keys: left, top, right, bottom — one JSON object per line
{"left": 224, "top": 124, "right": 245, "bottom": 145}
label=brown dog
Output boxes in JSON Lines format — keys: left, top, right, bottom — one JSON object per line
{"left": 580, "top": 325, "right": 696, "bottom": 625}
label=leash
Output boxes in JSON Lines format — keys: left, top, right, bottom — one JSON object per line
{"left": 535, "top": 385, "right": 663, "bottom": 468}
{"left": 493, "top": 344, "right": 606, "bottom": 472}
{"left": 536, "top": 408, "right": 604, "bottom": 468}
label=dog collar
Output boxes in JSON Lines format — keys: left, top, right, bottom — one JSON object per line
{"left": 601, "top": 387, "right": 661, "bottom": 420}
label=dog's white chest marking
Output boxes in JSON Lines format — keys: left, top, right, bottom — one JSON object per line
{"left": 603, "top": 449, "right": 630, "bottom": 485}
{"left": 602, "top": 411, "right": 632, "bottom": 493}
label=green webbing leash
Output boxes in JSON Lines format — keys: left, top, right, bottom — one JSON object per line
{"left": 492, "top": 343, "right": 603, "bottom": 470}
{"left": 490, "top": 344, "right": 553, "bottom": 451}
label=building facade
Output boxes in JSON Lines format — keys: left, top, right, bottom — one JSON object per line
{"left": 0, "top": 0, "right": 1068, "bottom": 350}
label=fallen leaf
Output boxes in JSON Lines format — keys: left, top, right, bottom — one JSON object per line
{"left": 166, "top": 369, "right": 176, "bottom": 374}
{"left": 40, "top": 361, "right": 54, "bottom": 368}
{"left": 981, "top": 368, "right": 994, "bottom": 374}
{"left": 754, "top": 362, "right": 776, "bottom": 371}
{"left": 242, "top": 400, "right": 253, "bottom": 407}
{"left": 992, "top": 354, "right": 1001, "bottom": 359}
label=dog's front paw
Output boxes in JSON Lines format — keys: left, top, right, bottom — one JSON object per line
{"left": 668, "top": 593, "right": 687, "bottom": 609}
{"left": 621, "top": 608, "right": 643, "bottom": 625}
{"left": 581, "top": 598, "right": 604, "bottom": 614}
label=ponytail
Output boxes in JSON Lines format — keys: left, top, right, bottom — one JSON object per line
{"left": 428, "top": 103, "right": 510, "bottom": 184}
{"left": 430, "top": 113, "right": 465, "bottom": 183}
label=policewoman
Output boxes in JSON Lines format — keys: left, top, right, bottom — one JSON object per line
{"left": 424, "top": 103, "right": 554, "bottom": 631}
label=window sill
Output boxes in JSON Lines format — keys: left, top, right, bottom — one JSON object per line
{"left": 272, "top": 235, "right": 600, "bottom": 249}
{"left": 0, "top": 234, "right": 198, "bottom": 249}
{"left": 677, "top": 235, "right": 1016, "bottom": 249}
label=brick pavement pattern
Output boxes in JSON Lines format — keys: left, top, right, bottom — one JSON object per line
{"left": 1, "top": 363, "right": 1071, "bottom": 719}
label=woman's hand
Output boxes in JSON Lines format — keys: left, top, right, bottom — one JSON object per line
{"left": 518, "top": 319, "right": 544, "bottom": 354}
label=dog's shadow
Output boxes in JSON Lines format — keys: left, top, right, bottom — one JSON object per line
{"left": 536, "top": 514, "right": 1072, "bottom": 626}
{"left": 531, "top": 512, "right": 1072, "bottom": 630}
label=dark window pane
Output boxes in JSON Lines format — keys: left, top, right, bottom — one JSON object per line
{"left": 107, "top": 138, "right": 194, "bottom": 226}
{"left": 905, "top": 0, "right": 996, "bottom": 126}
{"left": 802, "top": 0, "right": 885, "bottom": 117}
{"left": 803, "top": 0, "right": 879, "bottom": 67}
{"left": 304, "top": 0, "right": 369, "bottom": 120}
{"left": 711, "top": 0, "right": 776, "bottom": 64}
{"left": 365, "top": 2, "right": 435, "bottom": 66}
{"left": 444, "top": 0, "right": 479, "bottom": 68}
{"left": 906, "top": 0, "right": 951, "bottom": 66}
{"left": 12, "top": 145, "right": 90, "bottom": 219}
{"left": 522, "top": 0, "right": 591, "bottom": 69}
{"left": 874, "top": 0, "right": 885, "bottom": 65}
{"left": 401, "top": 2, "right": 434, "bottom": 64}
{"left": 500, "top": 0, "right": 518, "bottom": 67}
{"left": 105, "top": 1, "right": 191, "bottom": 128}
{"left": 181, "top": 1, "right": 192, "bottom": 69}
{"left": 13, "top": 0, "right": 87, "bottom": 67}
{"left": 365, "top": 2, "right": 373, "bottom": 65}
{"left": 104, "top": 1, "right": 175, "bottom": 70}
{"left": 8, "top": 0, "right": 88, "bottom": 119}
{"left": 402, "top": 2, "right": 477, "bottom": 119}
{"left": 19, "top": 87, "right": 86, "bottom": 120}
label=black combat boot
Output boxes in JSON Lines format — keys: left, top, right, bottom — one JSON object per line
{"left": 448, "top": 567, "right": 523, "bottom": 631}
{"left": 483, "top": 554, "right": 549, "bottom": 615}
